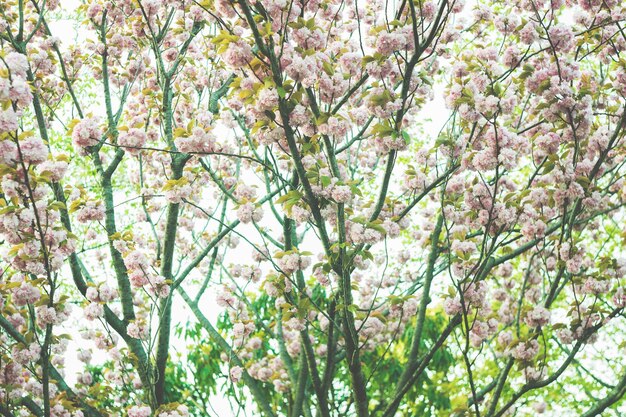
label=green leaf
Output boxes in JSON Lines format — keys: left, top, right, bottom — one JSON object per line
{"left": 402, "top": 130, "right": 411, "bottom": 145}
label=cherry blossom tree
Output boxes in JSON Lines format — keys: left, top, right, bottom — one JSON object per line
{"left": 1, "top": 0, "right": 626, "bottom": 416}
